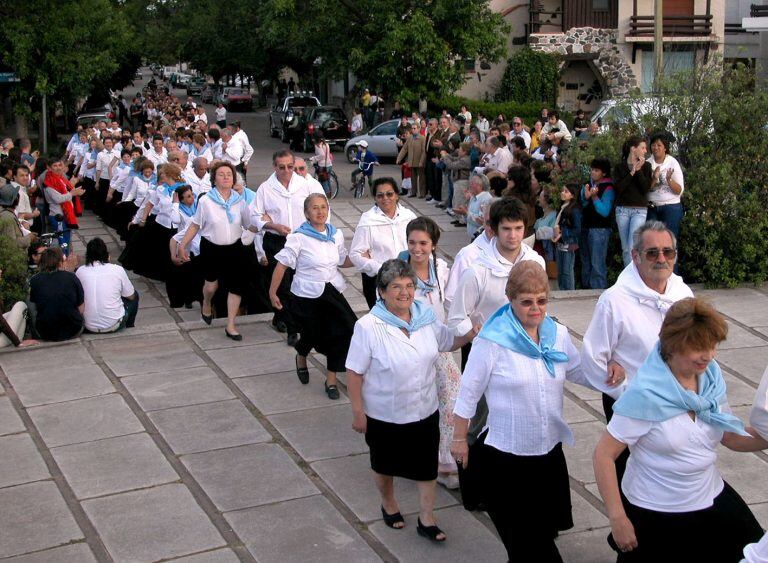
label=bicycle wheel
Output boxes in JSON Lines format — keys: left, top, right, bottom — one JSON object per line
{"left": 327, "top": 172, "right": 340, "bottom": 200}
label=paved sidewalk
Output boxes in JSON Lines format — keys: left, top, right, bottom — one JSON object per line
{"left": 1, "top": 197, "right": 767, "bottom": 562}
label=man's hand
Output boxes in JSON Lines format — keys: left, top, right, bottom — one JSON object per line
{"left": 269, "top": 223, "right": 291, "bottom": 237}
{"left": 607, "top": 360, "right": 626, "bottom": 387}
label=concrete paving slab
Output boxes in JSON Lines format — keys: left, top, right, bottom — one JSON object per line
{"left": 225, "top": 495, "right": 379, "bottom": 563}
{"left": 568, "top": 492, "right": 609, "bottom": 533}
{"left": 207, "top": 341, "right": 297, "bottom": 377}
{"left": 190, "top": 323, "right": 283, "bottom": 350}
{"left": 0, "top": 481, "right": 83, "bottom": 558}
{"left": 182, "top": 443, "right": 319, "bottom": 511}
{"left": 563, "top": 396, "right": 597, "bottom": 424}
{"left": 0, "top": 396, "right": 25, "bottom": 435}
{"left": 7, "top": 364, "right": 114, "bottom": 408}
{"left": 136, "top": 292, "right": 162, "bottom": 309}
{"left": 122, "top": 366, "right": 235, "bottom": 411}
{"left": 368, "top": 505, "right": 507, "bottom": 562}
{"left": 716, "top": 449, "right": 768, "bottom": 504}
{"left": 723, "top": 373, "right": 761, "bottom": 407}
{"left": 268, "top": 404, "right": 368, "bottom": 462}
{"left": 719, "top": 321, "right": 768, "bottom": 350}
{"left": 717, "top": 346, "right": 768, "bottom": 385}
{"left": 556, "top": 527, "right": 615, "bottom": 563}
{"left": 51, "top": 433, "right": 178, "bottom": 499}
{"left": 548, "top": 298, "right": 599, "bottom": 337}
{"left": 82, "top": 483, "right": 226, "bottom": 562}
{"left": 565, "top": 381, "right": 604, "bottom": 402}
{"left": 566, "top": 421, "right": 606, "bottom": 485}
{"left": 750, "top": 501, "right": 768, "bottom": 529}
{"left": 94, "top": 331, "right": 206, "bottom": 377}
{"left": 0, "top": 434, "right": 50, "bottom": 488}
{"left": 311, "top": 453, "right": 458, "bottom": 522}
{"left": 172, "top": 548, "right": 241, "bottom": 562}
{"left": 755, "top": 326, "right": 768, "bottom": 338}
{"left": 0, "top": 343, "right": 92, "bottom": 376}
{"left": 236, "top": 369, "right": 348, "bottom": 415}
{"left": 698, "top": 288, "right": 768, "bottom": 327}
{"left": 132, "top": 305, "right": 176, "bottom": 327}
{"left": 148, "top": 400, "right": 271, "bottom": 455}
{"left": 28, "top": 394, "right": 143, "bottom": 448}
{"left": 4, "top": 543, "right": 96, "bottom": 563}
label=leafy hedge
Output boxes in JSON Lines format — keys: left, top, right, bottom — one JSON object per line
{"left": 495, "top": 47, "right": 559, "bottom": 107}
{"left": 427, "top": 95, "right": 553, "bottom": 127}
{"left": 0, "top": 234, "right": 29, "bottom": 308}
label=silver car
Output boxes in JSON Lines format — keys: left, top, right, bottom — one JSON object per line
{"left": 344, "top": 119, "right": 402, "bottom": 163}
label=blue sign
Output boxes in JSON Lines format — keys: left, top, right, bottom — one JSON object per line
{"left": 0, "top": 73, "right": 20, "bottom": 83}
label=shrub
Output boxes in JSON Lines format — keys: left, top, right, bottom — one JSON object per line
{"left": 428, "top": 95, "right": 562, "bottom": 128}
{"left": 0, "top": 234, "right": 29, "bottom": 308}
{"left": 495, "top": 47, "right": 559, "bottom": 106}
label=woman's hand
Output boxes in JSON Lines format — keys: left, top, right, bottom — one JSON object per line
{"left": 352, "top": 410, "right": 367, "bottom": 433}
{"left": 610, "top": 514, "right": 638, "bottom": 553}
{"left": 269, "top": 291, "right": 282, "bottom": 310}
{"left": 177, "top": 245, "right": 190, "bottom": 263}
{"left": 451, "top": 440, "right": 469, "bottom": 469}
{"left": 606, "top": 360, "right": 626, "bottom": 387}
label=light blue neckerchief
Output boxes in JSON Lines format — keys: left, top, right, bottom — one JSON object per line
{"left": 161, "top": 181, "right": 186, "bottom": 198}
{"left": 398, "top": 250, "right": 438, "bottom": 295}
{"left": 478, "top": 304, "right": 568, "bottom": 377}
{"left": 296, "top": 221, "right": 337, "bottom": 242}
{"left": 613, "top": 344, "right": 749, "bottom": 435}
{"left": 206, "top": 187, "right": 242, "bottom": 223}
{"left": 241, "top": 187, "right": 256, "bottom": 205}
{"left": 371, "top": 299, "right": 436, "bottom": 335}
{"left": 179, "top": 195, "right": 198, "bottom": 217}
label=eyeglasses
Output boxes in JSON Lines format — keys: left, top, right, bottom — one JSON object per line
{"left": 513, "top": 122, "right": 522, "bottom": 126}
{"left": 296, "top": 166, "right": 306, "bottom": 171}
{"left": 517, "top": 297, "right": 549, "bottom": 307}
{"left": 276, "top": 164, "right": 294, "bottom": 170}
{"left": 641, "top": 247, "right": 677, "bottom": 260}
{"left": 375, "top": 191, "right": 397, "bottom": 199}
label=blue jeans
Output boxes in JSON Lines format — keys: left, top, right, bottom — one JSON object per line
{"left": 121, "top": 293, "right": 139, "bottom": 329}
{"left": 615, "top": 206, "right": 647, "bottom": 266}
{"left": 556, "top": 249, "right": 576, "bottom": 290}
{"left": 647, "top": 202, "right": 684, "bottom": 240}
{"left": 580, "top": 228, "right": 611, "bottom": 289}
{"left": 48, "top": 216, "right": 71, "bottom": 256}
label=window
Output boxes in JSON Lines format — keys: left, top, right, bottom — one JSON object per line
{"left": 593, "top": 0, "right": 609, "bottom": 10}
{"left": 374, "top": 122, "right": 397, "bottom": 136}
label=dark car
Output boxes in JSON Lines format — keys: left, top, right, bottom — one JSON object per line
{"left": 298, "top": 106, "right": 350, "bottom": 152}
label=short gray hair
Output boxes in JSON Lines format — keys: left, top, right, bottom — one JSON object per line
{"left": 303, "top": 192, "right": 328, "bottom": 214}
{"left": 470, "top": 174, "right": 490, "bottom": 192}
{"left": 632, "top": 220, "right": 677, "bottom": 252}
{"left": 376, "top": 259, "right": 417, "bottom": 292}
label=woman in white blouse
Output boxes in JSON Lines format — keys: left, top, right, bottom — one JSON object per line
{"left": 593, "top": 298, "right": 767, "bottom": 562}
{"left": 269, "top": 193, "right": 356, "bottom": 400}
{"left": 178, "top": 161, "right": 251, "bottom": 340}
{"left": 647, "top": 133, "right": 684, "bottom": 239}
{"left": 167, "top": 185, "right": 202, "bottom": 309}
{"left": 349, "top": 177, "right": 417, "bottom": 309}
{"left": 397, "top": 217, "right": 462, "bottom": 490}
{"left": 452, "top": 261, "right": 595, "bottom": 562}
{"left": 346, "top": 259, "right": 477, "bottom": 542}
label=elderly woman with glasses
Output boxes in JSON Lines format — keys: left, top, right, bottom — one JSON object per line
{"left": 349, "top": 177, "right": 417, "bottom": 309}
{"left": 451, "top": 261, "right": 601, "bottom": 562}
{"left": 346, "top": 259, "right": 478, "bottom": 542}
{"left": 594, "top": 298, "right": 767, "bottom": 562}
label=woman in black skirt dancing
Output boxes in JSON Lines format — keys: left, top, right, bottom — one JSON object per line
{"left": 346, "top": 259, "right": 478, "bottom": 542}
{"left": 452, "top": 261, "right": 596, "bottom": 562}
{"left": 269, "top": 193, "right": 356, "bottom": 400}
{"left": 168, "top": 184, "right": 203, "bottom": 309}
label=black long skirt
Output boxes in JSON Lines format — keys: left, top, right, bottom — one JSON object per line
{"left": 113, "top": 201, "right": 139, "bottom": 241}
{"left": 166, "top": 253, "right": 204, "bottom": 309}
{"left": 118, "top": 214, "right": 155, "bottom": 272}
{"left": 199, "top": 237, "right": 245, "bottom": 296}
{"left": 612, "top": 482, "right": 763, "bottom": 563}
{"left": 365, "top": 410, "right": 439, "bottom": 481}
{"left": 121, "top": 218, "right": 174, "bottom": 281}
{"left": 242, "top": 244, "right": 272, "bottom": 315}
{"left": 290, "top": 283, "right": 356, "bottom": 373}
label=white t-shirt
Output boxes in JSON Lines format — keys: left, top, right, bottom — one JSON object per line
{"left": 76, "top": 263, "right": 135, "bottom": 331}
{"left": 608, "top": 411, "right": 727, "bottom": 512}
{"left": 345, "top": 313, "right": 454, "bottom": 424}
{"left": 649, "top": 154, "right": 684, "bottom": 205}
{"left": 275, "top": 229, "right": 347, "bottom": 298}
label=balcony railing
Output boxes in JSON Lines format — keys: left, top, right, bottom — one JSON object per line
{"left": 628, "top": 15, "right": 713, "bottom": 38}
{"left": 725, "top": 22, "right": 754, "bottom": 34}
{"left": 751, "top": 5, "right": 768, "bottom": 17}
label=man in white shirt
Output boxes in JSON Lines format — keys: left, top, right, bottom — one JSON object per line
{"left": 194, "top": 106, "right": 208, "bottom": 124}
{"left": 540, "top": 110, "right": 573, "bottom": 152}
{"left": 206, "top": 129, "right": 223, "bottom": 161}
{"left": 95, "top": 136, "right": 120, "bottom": 210}
{"left": 76, "top": 238, "right": 138, "bottom": 333}
{"left": 581, "top": 219, "right": 692, "bottom": 481}
{"left": 220, "top": 129, "right": 244, "bottom": 174}
{"left": 184, "top": 157, "right": 211, "bottom": 195}
{"left": 483, "top": 137, "right": 513, "bottom": 175}
{"left": 509, "top": 117, "right": 531, "bottom": 150}
{"left": 293, "top": 157, "right": 323, "bottom": 193}
{"left": 168, "top": 149, "right": 194, "bottom": 175}
{"left": 145, "top": 135, "right": 168, "bottom": 167}
{"left": 251, "top": 149, "right": 324, "bottom": 338}
{"left": 230, "top": 121, "right": 254, "bottom": 174}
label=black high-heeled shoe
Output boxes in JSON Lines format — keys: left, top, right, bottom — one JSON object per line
{"left": 224, "top": 329, "right": 242, "bottom": 341}
{"left": 417, "top": 518, "right": 446, "bottom": 542}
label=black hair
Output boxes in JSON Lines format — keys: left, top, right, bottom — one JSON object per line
{"left": 371, "top": 176, "right": 398, "bottom": 199}
{"left": 549, "top": 110, "right": 560, "bottom": 121}
{"left": 85, "top": 237, "right": 110, "bottom": 265}
{"left": 12, "top": 163, "right": 30, "bottom": 177}
{"left": 207, "top": 128, "right": 220, "bottom": 142}
{"left": 559, "top": 184, "right": 581, "bottom": 228}
{"left": 152, "top": 134, "right": 163, "bottom": 143}
{"left": 511, "top": 136, "right": 526, "bottom": 151}
{"left": 621, "top": 135, "right": 646, "bottom": 161}
{"left": 489, "top": 197, "right": 528, "bottom": 232}
{"left": 649, "top": 132, "right": 671, "bottom": 154}
{"left": 506, "top": 166, "right": 534, "bottom": 205}
{"left": 405, "top": 216, "right": 442, "bottom": 301}
{"left": 590, "top": 157, "right": 612, "bottom": 177}
{"left": 489, "top": 176, "right": 507, "bottom": 197}
{"left": 121, "top": 148, "right": 132, "bottom": 158}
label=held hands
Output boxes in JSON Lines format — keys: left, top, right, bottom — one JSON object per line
{"left": 606, "top": 360, "right": 626, "bottom": 387}
{"left": 177, "top": 245, "right": 190, "bottom": 263}
{"left": 352, "top": 410, "right": 367, "bottom": 433}
{"left": 450, "top": 439, "right": 469, "bottom": 469}
{"left": 269, "top": 291, "right": 282, "bottom": 310}
{"left": 610, "top": 514, "right": 638, "bottom": 553}
{"left": 272, "top": 224, "right": 291, "bottom": 237}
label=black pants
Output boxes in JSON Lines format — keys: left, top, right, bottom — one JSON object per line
{"left": 602, "top": 393, "right": 630, "bottom": 482}
{"left": 361, "top": 273, "right": 377, "bottom": 309}
{"left": 263, "top": 232, "right": 296, "bottom": 331}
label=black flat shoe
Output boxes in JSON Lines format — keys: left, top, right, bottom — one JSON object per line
{"left": 202, "top": 311, "right": 213, "bottom": 325}
{"left": 325, "top": 381, "right": 340, "bottom": 400}
{"left": 381, "top": 506, "right": 404, "bottom": 529}
{"left": 224, "top": 329, "right": 242, "bottom": 341}
{"left": 272, "top": 318, "right": 287, "bottom": 333}
{"left": 287, "top": 333, "right": 300, "bottom": 347}
{"left": 295, "top": 355, "right": 309, "bottom": 384}
{"left": 417, "top": 518, "right": 446, "bottom": 542}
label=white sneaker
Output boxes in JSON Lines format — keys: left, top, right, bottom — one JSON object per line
{"left": 446, "top": 209, "right": 455, "bottom": 216}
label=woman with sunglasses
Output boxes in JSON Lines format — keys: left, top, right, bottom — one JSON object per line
{"left": 451, "top": 261, "right": 599, "bottom": 562}
{"left": 350, "top": 177, "right": 417, "bottom": 309}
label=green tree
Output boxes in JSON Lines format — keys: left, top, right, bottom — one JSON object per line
{"left": 495, "top": 47, "right": 559, "bottom": 105}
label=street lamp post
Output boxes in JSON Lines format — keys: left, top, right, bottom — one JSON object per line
{"left": 654, "top": 0, "right": 664, "bottom": 92}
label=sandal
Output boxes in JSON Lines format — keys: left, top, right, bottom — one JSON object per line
{"left": 325, "top": 381, "right": 340, "bottom": 400}
{"left": 417, "top": 518, "right": 446, "bottom": 542}
{"left": 381, "top": 506, "right": 404, "bottom": 529}
{"left": 295, "top": 355, "right": 309, "bottom": 384}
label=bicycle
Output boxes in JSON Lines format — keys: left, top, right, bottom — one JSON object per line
{"left": 312, "top": 163, "right": 340, "bottom": 200}
{"left": 351, "top": 160, "right": 377, "bottom": 199}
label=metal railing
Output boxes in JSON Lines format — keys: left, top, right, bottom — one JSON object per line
{"left": 628, "top": 14, "right": 713, "bottom": 37}
{"left": 751, "top": 4, "right": 768, "bottom": 17}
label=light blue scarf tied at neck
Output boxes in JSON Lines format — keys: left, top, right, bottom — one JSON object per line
{"left": 371, "top": 299, "right": 436, "bottom": 334}
{"left": 478, "top": 304, "right": 568, "bottom": 377}
{"left": 613, "top": 344, "right": 749, "bottom": 435}
{"left": 397, "top": 250, "right": 437, "bottom": 295}
{"left": 206, "top": 187, "right": 242, "bottom": 223}
{"left": 296, "top": 221, "right": 337, "bottom": 242}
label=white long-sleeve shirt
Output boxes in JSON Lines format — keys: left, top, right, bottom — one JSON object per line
{"left": 444, "top": 232, "right": 494, "bottom": 311}
{"left": 485, "top": 147, "right": 513, "bottom": 175}
{"left": 252, "top": 173, "right": 325, "bottom": 235}
{"left": 580, "top": 263, "right": 693, "bottom": 398}
{"left": 221, "top": 140, "right": 244, "bottom": 166}
{"left": 232, "top": 130, "right": 254, "bottom": 165}
{"left": 95, "top": 148, "right": 120, "bottom": 180}
{"left": 750, "top": 366, "right": 768, "bottom": 440}
{"left": 153, "top": 187, "right": 181, "bottom": 229}
{"left": 109, "top": 163, "right": 132, "bottom": 194}
{"left": 454, "top": 325, "right": 588, "bottom": 455}
{"left": 349, "top": 204, "right": 417, "bottom": 278}
{"left": 275, "top": 229, "right": 347, "bottom": 298}
{"left": 145, "top": 147, "right": 168, "bottom": 167}
{"left": 183, "top": 170, "right": 211, "bottom": 195}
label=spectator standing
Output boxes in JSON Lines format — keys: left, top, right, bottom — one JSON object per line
{"left": 647, "top": 133, "right": 684, "bottom": 239}
{"left": 553, "top": 184, "right": 582, "bottom": 291}
{"left": 580, "top": 157, "right": 615, "bottom": 289}
{"left": 614, "top": 136, "right": 652, "bottom": 266}
{"left": 396, "top": 126, "right": 426, "bottom": 197}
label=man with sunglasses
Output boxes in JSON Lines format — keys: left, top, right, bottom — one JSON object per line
{"left": 581, "top": 220, "right": 693, "bottom": 425}
{"left": 508, "top": 117, "right": 531, "bottom": 150}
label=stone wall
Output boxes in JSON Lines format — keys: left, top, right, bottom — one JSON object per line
{"left": 529, "top": 27, "right": 637, "bottom": 97}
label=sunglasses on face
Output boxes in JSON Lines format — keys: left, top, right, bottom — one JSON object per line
{"left": 518, "top": 298, "right": 549, "bottom": 307}
{"left": 641, "top": 247, "right": 677, "bottom": 260}
{"left": 375, "top": 191, "right": 397, "bottom": 199}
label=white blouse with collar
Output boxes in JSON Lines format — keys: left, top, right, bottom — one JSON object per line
{"left": 275, "top": 230, "right": 347, "bottom": 298}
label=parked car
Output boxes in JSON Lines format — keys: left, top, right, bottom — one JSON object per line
{"left": 296, "top": 106, "right": 350, "bottom": 152}
{"left": 268, "top": 93, "right": 322, "bottom": 141}
{"left": 134, "top": 69, "right": 143, "bottom": 80}
{"left": 218, "top": 87, "right": 253, "bottom": 111}
{"left": 186, "top": 77, "right": 207, "bottom": 96}
{"left": 76, "top": 101, "right": 117, "bottom": 129}
{"left": 344, "top": 119, "right": 401, "bottom": 162}
{"left": 176, "top": 73, "right": 192, "bottom": 87}
{"left": 200, "top": 85, "right": 219, "bottom": 104}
